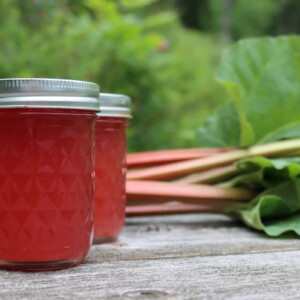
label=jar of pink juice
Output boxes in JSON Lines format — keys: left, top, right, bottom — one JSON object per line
{"left": 94, "top": 93, "right": 131, "bottom": 243}
{"left": 0, "top": 78, "right": 100, "bottom": 271}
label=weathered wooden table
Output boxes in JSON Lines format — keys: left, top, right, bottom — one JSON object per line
{"left": 1, "top": 214, "right": 300, "bottom": 299}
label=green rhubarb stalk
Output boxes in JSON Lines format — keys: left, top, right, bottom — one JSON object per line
{"left": 127, "top": 139, "right": 300, "bottom": 180}
{"left": 174, "top": 165, "right": 238, "bottom": 184}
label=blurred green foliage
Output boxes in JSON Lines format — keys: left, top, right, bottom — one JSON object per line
{"left": 0, "top": 0, "right": 225, "bottom": 151}
{"left": 0, "top": 0, "right": 299, "bottom": 151}
{"left": 175, "top": 0, "right": 300, "bottom": 38}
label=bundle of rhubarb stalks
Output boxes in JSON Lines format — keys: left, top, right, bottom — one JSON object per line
{"left": 126, "top": 142, "right": 300, "bottom": 215}
{"left": 126, "top": 36, "right": 300, "bottom": 237}
{"left": 126, "top": 141, "right": 300, "bottom": 237}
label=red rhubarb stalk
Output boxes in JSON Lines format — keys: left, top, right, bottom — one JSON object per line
{"left": 126, "top": 203, "right": 220, "bottom": 217}
{"left": 126, "top": 180, "right": 254, "bottom": 206}
{"left": 127, "top": 148, "right": 230, "bottom": 168}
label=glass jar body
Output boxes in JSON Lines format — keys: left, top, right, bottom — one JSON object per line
{"left": 0, "top": 109, "right": 96, "bottom": 271}
{"left": 94, "top": 117, "right": 127, "bottom": 243}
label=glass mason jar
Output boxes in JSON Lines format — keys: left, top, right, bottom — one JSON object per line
{"left": 94, "top": 93, "right": 131, "bottom": 243}
{"left": 0, "top": 78, "right": 100, "bottom": 271}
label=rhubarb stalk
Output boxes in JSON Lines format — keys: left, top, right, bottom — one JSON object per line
{"left": 127, "top": 139, "right": 300, "bottom": 180}
{"left": 126, "top": 203, "right": 221, "bottom": 217}
{"left": 174, "top": 165, "right": 238, "bottom": 184}
{"left": 127, "top": 148, "right": 230, "bottom": 168}
{"left": 126, "top": 180, "right": 255, "bottom": 207}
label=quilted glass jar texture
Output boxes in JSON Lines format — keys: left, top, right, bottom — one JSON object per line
{"left": 0, "top": 79, "right": 99, "bottom": 271}
{"left": 94, "top": 94, "right": 131, "bottom": 243}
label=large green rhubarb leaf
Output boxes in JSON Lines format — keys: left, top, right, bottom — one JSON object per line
{"left": 198, "top": 103, "right": 240, "bottom": 147}
{"left": 229, "top": 180, "right": 300, "bottom": 236}
{"left": 226, "top": 157, "right": 300, "bottom": 236}
{"left": 199, "top": 36, "right": 300, "bottom": 147}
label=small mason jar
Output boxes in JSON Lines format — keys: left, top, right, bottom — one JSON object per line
{"left": 0, "top": 78, "right": 100, "bottom": 271}
{"left": 94, "top": 93, "right": 131, "bottom": 243}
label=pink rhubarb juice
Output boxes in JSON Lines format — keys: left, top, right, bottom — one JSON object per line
{"left": 94, "top": 93, "right": 131, "bottom": 243}
{"left": 0, "top": 78, "right": 100, "bottom": 271}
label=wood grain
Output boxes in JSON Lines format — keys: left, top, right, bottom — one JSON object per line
{"left": 0, "top": 214, "right": 300, "bottom": 299}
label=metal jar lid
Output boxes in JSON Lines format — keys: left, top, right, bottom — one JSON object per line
{"left": 0, "top": 78, "right": 100, "bottom": 111}
{"left": 98, "top": 93, "right": 131, "bottom": 118}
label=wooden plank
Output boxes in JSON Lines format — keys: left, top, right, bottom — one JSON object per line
{"left": 0, "top": 214, "right": 300, "bottom": 299}
{"left": 90, "top": 214, "right": 300, "bottom": 262}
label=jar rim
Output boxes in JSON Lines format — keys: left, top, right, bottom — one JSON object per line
{"left": 98, "top": 93, "right": 131, "bottom": 118}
